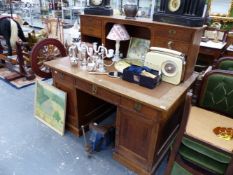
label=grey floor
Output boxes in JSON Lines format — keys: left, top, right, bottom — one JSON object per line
{"left": 0, "top": 79, "right": 167, "bottom": 175}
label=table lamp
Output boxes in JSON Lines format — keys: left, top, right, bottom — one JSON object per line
{"left": 106, "top": 24, "right": 130, "bottom": 62}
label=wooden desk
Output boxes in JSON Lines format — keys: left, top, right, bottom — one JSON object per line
{"left": 45, "top": 57, "right": 198, "bottom": 175}
{"left": 199, "top": 35, "right": 233, "bottom": 59}
{"left": 199, "top": 41, "right": 226, "bottom": 65}
{"left": 224, "top": 50, "right": 233, "bottom": 57}
{"left": 223, "top": 45, "right": 233, "bottom": 57}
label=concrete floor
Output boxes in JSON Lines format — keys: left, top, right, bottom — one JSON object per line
{"left": 0, "top": 79, "right": 167, "bottom": 175}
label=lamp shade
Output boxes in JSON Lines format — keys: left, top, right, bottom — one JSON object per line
{"left": 106, "top": 24, "right": 130, "bottom": 41}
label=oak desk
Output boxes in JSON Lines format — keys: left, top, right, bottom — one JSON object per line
{"left": 198, "top": 41, "right": 226, "bottom": 65}
{"left": 45, "top": 57, "right": 198, "bottom": 175}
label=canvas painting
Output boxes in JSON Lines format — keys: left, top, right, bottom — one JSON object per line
{"left": 127, "top": 37, "right": 151, "bottom": 60}
{"left": 35, "top": 81, "right": 67, "bottom": 135}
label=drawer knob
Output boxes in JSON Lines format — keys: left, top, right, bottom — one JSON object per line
{"left": 134, "top": 102, "right": 142, "bottom": 112}
{"left": 168, "top": 41, "right": 174, "bottom": 49}
{"left": 92, "top": 84, "right": 97, "bottom": 95}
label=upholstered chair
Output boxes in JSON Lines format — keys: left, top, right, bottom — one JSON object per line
{"left": 214, "top": 57, "right": 233, "bottom": 71}
{"left": 165, "top": 70, "right": 233, "bottom": 175}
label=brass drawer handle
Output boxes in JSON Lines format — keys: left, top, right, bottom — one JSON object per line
{"left": 92, "top": 84, "right": 97, "bottom": 95}
{"left": 134, "top": 102, "right": 142, "bottom": 112}
{"left": 59, "top": 73, "right": 64, "bottom": 80}
{"left": 168, "top": 41, "right": 174, "bottom": 49}
{"left": 168, "top": 29, "right": 176, "bottom": 35}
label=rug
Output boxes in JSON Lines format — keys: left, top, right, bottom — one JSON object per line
{"left": 0, "top": 67, "right": 44, "bottom": 89}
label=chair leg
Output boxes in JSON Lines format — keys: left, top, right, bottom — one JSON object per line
{"left": 176, "top": 155, "right": 206, "bottom": 175}
{"left": 226, "top": 155, "right": 233, "bottom": 175}
{"left": 164, "top": 92, "right": 192, "bottom": 175}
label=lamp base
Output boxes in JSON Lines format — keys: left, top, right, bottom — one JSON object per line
{"left": 113, "top": 40, "right": 121, "bottom": 62}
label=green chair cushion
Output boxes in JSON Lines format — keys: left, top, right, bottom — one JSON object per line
{"left": 171, "top": 162, "right": 192, "bottom": 175}
{"left": 179, "top": 137, "right": 231, "bottom": 174}
{"left": 182, "top": 137, "right": 231, "bottom": 163}
{"left": 199, "top": 73, "right": 233, "bottom": 117}
{"left": 218, "top": 60, "right": 233, "bottom": 71}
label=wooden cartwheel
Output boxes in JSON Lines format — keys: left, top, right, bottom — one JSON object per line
{"left": 30, "top": 38, "right": 67, "bottom": 78}
{"left": 8, "top": 38, "right": 67, "bottom": 80}
{"left": 0, "top": 17, "right": 67, "bottom": 80}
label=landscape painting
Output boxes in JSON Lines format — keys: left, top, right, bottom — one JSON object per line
{"left": 127, "top": 37, "right": 150, "bottom": 60}
{"left": 35, "top": 81, "right": 67, "bottom": 135}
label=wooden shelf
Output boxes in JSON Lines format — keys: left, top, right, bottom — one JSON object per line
{"left": 80, "top": 15, "right": 204, "bottom": 80}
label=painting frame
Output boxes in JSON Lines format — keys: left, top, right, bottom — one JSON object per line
{"left": 34, "top": 81, "right": 67, "bottom": 136}
{"left": 126, "top": 37, "right": 151, "bottom": 60}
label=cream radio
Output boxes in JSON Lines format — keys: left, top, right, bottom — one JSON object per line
{"left": 144, "top": 47, "right": 186, "bottom": 85}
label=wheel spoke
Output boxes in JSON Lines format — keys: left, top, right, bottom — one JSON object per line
{"left": 39, "top": 64, "right": 45, "bottom": 70}
{"left": 48, "top": 45, "right": 56, "bottom": 55}
{"left": 40, "top": 64, "right": 49, "bottom": 72}
{"left": 54, "top": 53, "right": 61, "bottom": 57}
{"left": 37, "top": 60, "right": 44, "bottom": 65}
{"left": 44, "top": 66, "right": 50, "bottom": 73}
{"left": 40, "top": 65, "right": 50, "bottom": 73}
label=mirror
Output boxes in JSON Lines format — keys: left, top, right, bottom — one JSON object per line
{"left": 209, "top": 0, "right": 232, "bottom": 17}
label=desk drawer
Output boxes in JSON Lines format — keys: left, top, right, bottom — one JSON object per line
{"left": 154, "top": 26, "right": 193, "bottom": 42}
{"left": 224, "top": 50, "right": 233, "bottom": 57}
{"left": 75, "top": 78, "right": 120, "bottom": 105}
{"left": 81, "top": 16, "right": 102, "bottom": 37}
{"left": 120, "top": 97, "right": 159, "bottom": 120}
{"left": 153, "top": 37, "right": 189, "bottom": 55}
{"left": 199, "top": 47, "right": 222, "bottom": 57}
{"left": 53, "top": 70, "right": 74, "bottom": 85}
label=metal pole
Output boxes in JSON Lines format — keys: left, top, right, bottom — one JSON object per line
{"left": 10, "top": 0, "right": 13, "bottom": 18}
{"left": 39, "top": 0, "right": 43, "bottom": 14}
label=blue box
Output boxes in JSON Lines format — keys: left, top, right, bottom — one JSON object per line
{"left": 122, "top": 65, "right": 161, "bottom": 89}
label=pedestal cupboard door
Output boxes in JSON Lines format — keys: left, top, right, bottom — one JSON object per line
{"left": 116, "top": 107, "right": 159, "bottom": 169}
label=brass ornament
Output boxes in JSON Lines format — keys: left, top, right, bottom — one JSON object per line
{"left": 213, "top": 127, "right": 233, "bottom": 141}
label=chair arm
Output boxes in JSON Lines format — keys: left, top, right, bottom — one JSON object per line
{"left": 192, "top": 66, "right": 212, "bottom": 105}
{"left": 214, "top": 56, "right": 233, "bottom": 70}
